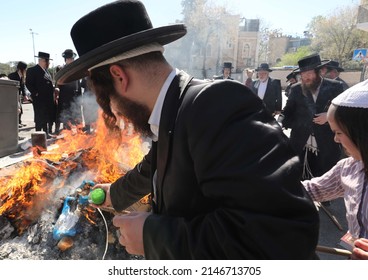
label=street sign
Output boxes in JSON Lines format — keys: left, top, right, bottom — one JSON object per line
{"left": 352, "top": 48, "right": 367, "bottom": 61}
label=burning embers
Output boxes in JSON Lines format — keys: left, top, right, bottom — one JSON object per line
{"left": 0, "top": 112, "right": 147, "bottom": 259}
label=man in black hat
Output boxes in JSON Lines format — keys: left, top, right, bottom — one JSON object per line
{"left": 26, "top": 51, "right": 56, "bottom": 138}
{"left": 8, "top": 61, "right": 28, "bottom": 127}
{"left": 321, "top": 60, "right": 349, "bottom": 91}
{"left": 284, "top": 71, "right": 298, "bottom": 98}
{"left": 56, "top": 0, "right": 319, "bottom": 260}
{"left": 214, "top": 62, "right": 233, "bottom": 80}
{"left": 251, "top": 63, "right": 282, "bottom": 116}
{"left": 54, "top": 49, "right": 82, "bottom": 134}
{"left": 278, "top": 53, "right": 344, "bottom": 181}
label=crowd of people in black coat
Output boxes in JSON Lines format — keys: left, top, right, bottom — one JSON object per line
{"left": 4, "top": 50, "right": 95, "bottom": 139}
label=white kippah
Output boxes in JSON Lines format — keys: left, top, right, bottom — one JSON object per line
{"left": 332, "top": 79, "right": 368, "bottom": 108}
{"left": 88, "top": 42, "right": 164, "bottom": 71}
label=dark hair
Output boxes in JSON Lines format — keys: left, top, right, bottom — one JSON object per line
{"left": 334, "top": 105, "right": 368, "bottom": 175}
{"left": 89, "top": 64, "right": 117, "bottom": 131}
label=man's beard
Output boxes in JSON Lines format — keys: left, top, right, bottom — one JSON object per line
{"left": 113, "top": 94, "right": 152, "bottom": 138}
{"left": 302, "top": 76, "right": 321, "bottom": 92}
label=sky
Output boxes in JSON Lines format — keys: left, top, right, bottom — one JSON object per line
{"left": 0, "top": 0, "right": 360, "bottom": 66}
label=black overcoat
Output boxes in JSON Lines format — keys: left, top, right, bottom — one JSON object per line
{"left": 56, "top": 79, "right": 82, "bottom": 124}
{"left": 110, "top": 71, "right": 319, "bottom": 259}
{"left": 280, "top": 78, "right": 343, "bottom": 175}
{"left": 251, "top": 78, "right": 282, "bottom": 114}
{"left": 26, "top": 65, "right": 55, "bottom": 124}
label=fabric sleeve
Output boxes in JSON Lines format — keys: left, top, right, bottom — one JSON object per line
{"left": 110, "top": 148, "right": 152, "bottom": 211}
{"left": 302, "top": 159, "right": 346, "bottom": 202}
{"left": 274, "top": 79, "right": 282, "bottom": 111}
{"left": 278, "top": 87, "right": 297, "bottom": 129}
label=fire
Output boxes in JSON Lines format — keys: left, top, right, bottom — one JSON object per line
{"left": 0, "top": 160, "right": 58, "bottom": 233}
{"left": 0, "top": 110, "right": 146, "bottom": 234}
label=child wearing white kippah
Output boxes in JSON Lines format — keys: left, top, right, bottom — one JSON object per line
{"left": 302, "top": 79, "right": 368, "bottom": 259}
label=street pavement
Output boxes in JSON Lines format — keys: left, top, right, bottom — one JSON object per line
{"left": 1, "top": 100, "right": 349, "bottom": 260}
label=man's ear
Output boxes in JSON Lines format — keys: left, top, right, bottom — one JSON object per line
{"left": 110, "top": 65, "right": 128, "bottom": 93}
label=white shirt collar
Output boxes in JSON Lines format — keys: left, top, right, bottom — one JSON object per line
{"left": 148, "top": 68, "right": 178, "bottom": 141}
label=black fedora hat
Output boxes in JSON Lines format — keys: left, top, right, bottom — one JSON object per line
{"left": 326, "top": 60, "right": 344, "bottom": 72}
{"left": 56, "top": 0, "right": 187, "bottom": 84}
{"left": 35, "top": 51, "right": 52, "bottom": 60}
{"left": 17, "top": 61, "right": 27, "bottom": 70}
{"left": 223, "top": 62, "right": 233, "bottom": 69}
{"left": 255, "top": 63, "right": 272, "bottom": 72}
{"left": 62, "top": 49, "right": 77, "bottom": 59}
{"left": 297, "top": 53, "right": 329, "bottom": 72}
{"left": 286, "top": 71, "right": 297, "bottom": 82}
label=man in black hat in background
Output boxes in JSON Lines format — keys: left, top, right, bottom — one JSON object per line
{"left": 251, "top": 63, "right": 282, "bottom": 116}
{"left": 56, "top": 0, "right": 319, "bottom": 260}
{"left": 321, "top": 60, "right": 349, "bottom": 91}
{"left": 8, "top": 61, "right": 28, "bottom": 127}
{"left": 278, "top": 53, "right": 344, "bottom": 181}
{"left": 26, "top": 51, "right": 56, "bottom": 138}
{"left": 284, "top": 70, "right": 298, "bottom": 98}
{"left": 54, "top": 49, "right": 82, "bottom": 134}
{"left": 214, "top": 62, "right": 234, "bottom": 80}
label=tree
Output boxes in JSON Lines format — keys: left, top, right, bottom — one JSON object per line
{"left": 276, "top": 46, "right": 312, "bottom": 67}
{"left": 175, "top": 0, "right": 238, "bottom": 79}
{"left": 0, "top": 63, "right": 12, "bottom": 75}
{"left": 308, "top": 5, "right": 368, "bottom": 68}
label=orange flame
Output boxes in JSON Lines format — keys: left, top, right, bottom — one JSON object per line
{"left": 0, "top": 110, "right": 146, "bottom": 234}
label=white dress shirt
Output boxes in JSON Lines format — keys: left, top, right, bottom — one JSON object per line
{"left": 148, "top": 69, "right": 177, "bottom": 141}
{"left": 258, "top": 79, "right": 268, "bottom": 100}
{"left": 147, "top": 68, "right": 177, "bottom": 203}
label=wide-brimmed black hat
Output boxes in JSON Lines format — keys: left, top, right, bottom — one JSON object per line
{"left": 297, "top": 53, "right": 329, "bottom": 73}
{"left": 35, "top": 51, "right": 52, "bottom": 60}
{"left": 62, "top": 49, "right": 77, "bottom": 59}
{"left": 255, "top": 63, "right": 272, "bottom": 72}
{"left": 56, "top": 0, "right": 187, "bottom": 84}
{"left": 17, "top": 61, "right": 27, "bottom": 70}
{"left": 286, "top": 71, "right": 298, "bottom": 82}
{"left": 325, "top": 60, "right": 344, "bottom": 72}
{"left": 222, "top": 62, "right": 233, "bottom": 69}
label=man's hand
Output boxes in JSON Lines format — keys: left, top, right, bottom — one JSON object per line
{"left": 313, "top": 112, "right": 327, "bottom": 125}
{"left": 90, "top": 183, "right": 113, "bottom": 209}
{"left": 113, "top": 211, "right": 151, "bottom": 256}
{"left": 352, "top": 238, "right": 368, "bottom": 260}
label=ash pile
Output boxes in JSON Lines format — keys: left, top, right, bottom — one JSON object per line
{"left": 0, "top": 177, "right": 140, "bottom": 260}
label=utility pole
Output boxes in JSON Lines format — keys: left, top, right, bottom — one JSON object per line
{"left": 29, "top": 28, "right": 38, "bottom": 63}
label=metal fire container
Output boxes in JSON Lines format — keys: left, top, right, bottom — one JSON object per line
{"left": 31, "top": 131, "right": 47, "bottom": 155}
{"left": 0, "top": 79, "right": 19, "bottom": 157}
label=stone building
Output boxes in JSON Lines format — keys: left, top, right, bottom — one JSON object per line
{"left": 165, "top": 16, "right": 260, "bottom": 80}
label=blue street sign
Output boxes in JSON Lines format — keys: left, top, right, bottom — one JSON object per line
{"left": 353, "top": 48, "right": 367, "bottom": 61}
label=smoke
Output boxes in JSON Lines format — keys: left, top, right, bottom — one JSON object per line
{"left": 57, "top": 90, "right": 99, "bottom": 128}
{"left": 80, "top": 90, "right": 99, "bottom": 125}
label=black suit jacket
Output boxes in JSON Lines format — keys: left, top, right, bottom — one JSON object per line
{"left": 26, "top": 65, "right": 55, "bottom": 123}
{"left": 279, "top": 78, "right": 343, "bottom": 174}
{"left": 8, "top": 71, "right": 25, "bottom": 97}
{"left": 251, "top": 78, "right": 282, "bottom": 114}
{"left": 336, "top": 76, "right": 349, "bottom": 91}
{"left": 110, "top": 71, "right": 319, "bottom": 259}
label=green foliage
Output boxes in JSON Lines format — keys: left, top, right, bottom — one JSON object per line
{"left": 307, "top": 5, "right": 368, "bottom": 69}
{"left": 276, "top": 46, "right": 312, "bottom": 67}
{"left": 0, "top": 63, "right": 13, "bottom": 76}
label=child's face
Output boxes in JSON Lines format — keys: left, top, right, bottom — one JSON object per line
{"left": 327, "top": 106, "right": 361, "bottom": 160}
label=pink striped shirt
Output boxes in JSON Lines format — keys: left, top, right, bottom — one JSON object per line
{"left": 302, "top": 157, "right": 368, "bottom": 239}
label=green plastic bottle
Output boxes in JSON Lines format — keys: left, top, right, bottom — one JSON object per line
{"left": 88, "top": 188, "right": 106, "bottom": 205}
